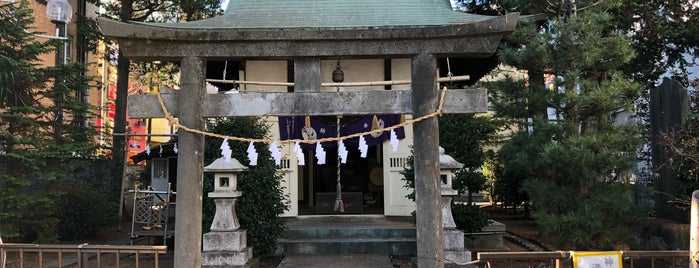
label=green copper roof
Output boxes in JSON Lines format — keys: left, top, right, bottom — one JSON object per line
{"left": 141, "top": 0, "right": 504, "bottom": 29}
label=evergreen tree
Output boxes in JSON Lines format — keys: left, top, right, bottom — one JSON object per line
{"left": 612, "top": 1, "right": 699, "bottom": 88}
{"left": 459, "top": 0, "right": 698, "bottom": 90}
{"left": 487, "top": 0, "right": 647, "bottom": 250}
{"left": 0, "top": 0, "right": 103, "bottom": 242}
{"left": 101, "top": 0, "right": 224, "bottom": 198}
{"left": 439, "top": 114, "right": 497, "bottom": 205}
{"left": 0, "top": 0, "right": 58, "bottom": 241}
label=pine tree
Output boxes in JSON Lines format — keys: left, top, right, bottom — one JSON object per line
{"left": 0, "top": 0, "right": 62, "bottom": 241}
{"left": 487, "top": 0, "right": 647, "bottom": 250}
{"left": 439, "top": 114, "right": 497, "bottom": 205}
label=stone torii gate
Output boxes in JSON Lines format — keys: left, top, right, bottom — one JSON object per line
{"left": 99, "top": 2, "right": 517, "bottom": 266}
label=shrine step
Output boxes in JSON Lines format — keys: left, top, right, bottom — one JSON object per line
{"left": 276, "top": 237, "right": 416, "bottom": 255}
{"left": 276, "top": 216, "right": 417, "bottom": 256}
{"left": 280, "top": 228, "right": 416, "bottom": 240}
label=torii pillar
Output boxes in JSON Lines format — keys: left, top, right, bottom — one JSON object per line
{"left": 175, "top": 57, "right": 206, "bottom": 267}
{"left": 412, "top": 53, "right": 444, "bottom": 267}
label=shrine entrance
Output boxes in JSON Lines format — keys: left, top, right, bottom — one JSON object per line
{"left": 99, "top": 0, "right": 519, "bottom": 265}
{"left": 280, "top": 114, "right": 407, "bottom": 216}
{"left": 299, "top": 143, "right": 384, "bottom": 215}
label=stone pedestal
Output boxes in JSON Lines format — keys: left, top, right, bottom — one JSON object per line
{"left": 444, "top": 229, "right": 471, "bottom": 265}
{"left": 441, "top": 188, "right": 472, "bottom": 265}
{"left": 203, "top": 230, "right": 247, "bottom": 251}
{"left": 208, "top": 194, "right": 241, "bottom": 231}
{"left": 201, "top": 187, "right": 254, "bottom": 267}
{"left": 202, "top": 246, "right": 253, "bottom": 268}
{"left": 464, "top": 221, "right": 507, "bottom": 251}
{"left": 202, "top": 215, "right": 254, "bottom": 267}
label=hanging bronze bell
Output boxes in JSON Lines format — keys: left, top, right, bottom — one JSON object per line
{"left": 332, "top": 61, "right": 344, "bottom": 83}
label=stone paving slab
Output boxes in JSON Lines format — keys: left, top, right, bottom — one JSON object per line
{"left": 276, "top": 254, "right": 392, "bottom": 268}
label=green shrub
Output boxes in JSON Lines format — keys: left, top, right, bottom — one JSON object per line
{"left": 400, "top": 153, "right": 415, "bottom": 201}
{"left": 525, "top": 180, "right": 647, "bottom": 250}
{"left": 451, "top": 203, "right": 490, "bottom": 233}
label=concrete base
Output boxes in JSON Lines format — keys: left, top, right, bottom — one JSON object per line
{"left": 444, "top": 229, "right": 465, "bottom": 250}
{"left": 202, "top": 247, "right": 253, "bottom": 267}
{"left": 202, "top": 257, "right": 258, "bottom": 268}
{"left": 445, "top": 250, "right": 471, "bottom": 265}
{"left": 443, "top": 228, "right": 471, "bottom": 265}
{"left": 203, "top": 230, "right": 253, "bottom": 267}
{"left": 277, "top": 254, "right": 392, "bottom": 268}
{"left": 464, "top": 221, "right": 507, "bottom": 251}
{"left": 203, "top": 230, "right": 247, "bottom": 251}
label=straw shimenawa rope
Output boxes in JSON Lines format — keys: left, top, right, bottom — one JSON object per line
{"left": 156, "top": 87, "right": 449, "bottom": 144}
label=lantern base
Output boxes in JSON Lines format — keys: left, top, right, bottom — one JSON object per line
{"left": 444, "top": 228, "right": 471, "bottom": 266}
{"left": 445, "top": 250, "right": 472, "bottom": 267}
{"left": 203, "top": 230, "right": 247, "bottom": 251}
{"left": 203, "top": 229, "right": 254, "bottom": 267}
{"left": 202, "top": 246, "right": 254, "bottom": 267}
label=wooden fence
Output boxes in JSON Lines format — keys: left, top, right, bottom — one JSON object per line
{"left": 477, "top": 250, "right": 689, "bottom": 268}
{"left": 0, "top": 243, "right": 167, "bottom": 268}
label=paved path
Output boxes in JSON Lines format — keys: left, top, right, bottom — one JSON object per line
{"left": 276, "top": 254, "right": 393, "bottom": 268}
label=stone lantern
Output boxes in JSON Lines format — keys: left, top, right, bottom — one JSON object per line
{"left": 439, "top": 147, "right": 462, "bottom": 190}
{"left": 438, "top": 147, "right": 471, "bottom": 265}
{"left": 202, "top": 157, "right": 254, "bottom": 267}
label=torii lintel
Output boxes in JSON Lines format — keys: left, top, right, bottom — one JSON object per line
{"left": 128, "top": 88, "right": 487, "bottom": 118}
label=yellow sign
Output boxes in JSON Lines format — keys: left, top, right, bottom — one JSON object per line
{"left": 573, "top": 251, "right": 622, "bottom": 268}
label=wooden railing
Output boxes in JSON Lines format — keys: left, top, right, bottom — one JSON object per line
{"left": 476, "top": 250, "right": 689, "bottom": 268}
{"left": 0, "top": 243, "right": 167, "bottom": 268}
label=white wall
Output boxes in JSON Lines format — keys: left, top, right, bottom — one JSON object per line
{"left": 244, "top": 60, "right": 288, "bottom": 93}
{"left": 382, "top": 116, "right": 416, "bottom": 216}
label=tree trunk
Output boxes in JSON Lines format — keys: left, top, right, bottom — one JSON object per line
{"left": 568, "top": 0, "right": 577, "bottom": 17}
{"left": 112, "top": 0, "right": 133, "bottom": 203}
{"left": 524, "top": 202, "right": 530, "bottom": 218}
{"left": 112, "top": 51, "right": 129, "bottom": 201}
{"left": 528, "top": 69, "right": 546, "bottom": 120}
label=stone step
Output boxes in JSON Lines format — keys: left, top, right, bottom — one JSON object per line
{"left": 277, "top": 216, "right": 417, "bottom": 256}
{"left": 280, "top": 228, "right": 416, "bottom": 240}
{"left": 277, "top": 254, "right": 394, "bottom": 268}
{"left": 276, "top": 237, "right": 417, "bottom": 255}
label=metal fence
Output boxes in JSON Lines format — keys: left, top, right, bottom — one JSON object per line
{"left": 0, "top": 243, "right": 167, "bottom": 268}
{"left": 476, "top": 250, "right": 689, "bottom": 268}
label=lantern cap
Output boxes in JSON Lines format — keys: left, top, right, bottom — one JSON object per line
{"left": 204, "top": 157, "right": 248, "bottom": 172}
{"left": 439, "top": 147, "right": 463, "bottom": 170}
